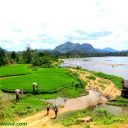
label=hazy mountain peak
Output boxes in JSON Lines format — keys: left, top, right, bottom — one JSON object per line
{"left": 103, "top": 47, "right": 117, "bottom": 52}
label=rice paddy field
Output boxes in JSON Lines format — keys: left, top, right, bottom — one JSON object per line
{"left": 0, "top": 64, "right": 78, "bottom": 92}
{"left": 0, "top": 64, "right": 32, "bottom": 77}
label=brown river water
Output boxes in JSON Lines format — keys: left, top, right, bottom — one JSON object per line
{"left": 46, "top": 90, "right": 128, "bottom": 115}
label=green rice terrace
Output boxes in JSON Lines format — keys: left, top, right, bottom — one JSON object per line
{"left": 0, "top": 64, "right": 32, "bottom": 77}
{"left": 0, "top": 64, "right": 78, "bottom": 93}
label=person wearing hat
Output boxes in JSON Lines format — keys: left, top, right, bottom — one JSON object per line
{"left": 15, "top": 89, "right": 23, "bottom": 102}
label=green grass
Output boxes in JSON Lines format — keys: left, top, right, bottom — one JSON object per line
{"left": 54, "top": 108, "right": 128, "bottom": 126}
{"left": 0, "top": 95, "right": 46, "bottom": 122}
{"left": 0, "top": 68, "right": 78, "bottom": 93}
{"left": 108, "top": 96, "right": 128, "bottom": 107}
{"left": 0, "top": 64, "right": 32, "bottom": 77}
{"left": 98, "top": 79, "right": 110, "bottom": 85}
{"left": 86, "top": 75, "right": 96, "bottom": 80}
{"left": 58, "top": 88, "right": 86, "bottom": 98}
{"left": 85, "top": 70, "right": 122, "bottom": 89}
{"left": 36, "top": 87, "right": 86, "bottom": 99}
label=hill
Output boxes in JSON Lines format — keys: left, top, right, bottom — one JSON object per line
{"left": 54, "top": 42, "right": 118, "bottom": 53}
{"left": 54, "top": 42, "right": 96, "bottom": 53}
{"left": 103, "top": 47, "right": 118, "bottom": 52}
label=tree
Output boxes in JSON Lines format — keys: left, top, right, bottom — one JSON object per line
{"left": 11, "top": 51, "right": 16, "bottom": 60}
{"left": 31, "top": 53, "right": 52, "bottom": 67}
{"left": 22, "top": 46, "right": 32, "bottom": 63}
{"left": 0, "top": 47, "right": 6, "bottom": 66}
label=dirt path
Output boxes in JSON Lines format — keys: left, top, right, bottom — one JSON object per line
{"left": 0, "top": 90, "right": 107, "bottom": 128}
{"left": 0, "top": 111, "right": 60, "bottom": 128}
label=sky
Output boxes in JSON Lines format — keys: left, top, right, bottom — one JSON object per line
{"left": 0, "top": 0, "right": 128, "bottom": 51}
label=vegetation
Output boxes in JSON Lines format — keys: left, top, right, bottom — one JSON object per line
{"left": 54, "top": 108, "right": 128, "bottom": 127}
{"left": 0, "top": 67, "right": 78, "bottom": 93}
{"left": 0, "top": 46, "right": 59, "bottom": 67}
{"left": 108, "top": 96, "right": 128, "bottom": 107}
{"left": 0, "top": 64, "right": 32, "bottom": 77}
{"left": 56, "top": 50, "right": 128, "bottom": 58}
{"left": 86, "top": 70, "right": 123, "bottom": 89}
{"left": 0, "top": 95, "right": 46, "bottom": 122}
{"left": 0, "top": 45, "right": 128, "bottom": 67}
{"left": 86, "top": 75, "right": 96, "bottom": 80}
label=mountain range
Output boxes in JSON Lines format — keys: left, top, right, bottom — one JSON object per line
{"left": 54, "top": 42, "right": 118, "bottom": 53}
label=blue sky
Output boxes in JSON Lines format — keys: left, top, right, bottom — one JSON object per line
{"left": 0, "top": 0, "right": 128, "bottom": 51}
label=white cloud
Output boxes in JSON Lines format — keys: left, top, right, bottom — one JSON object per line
{"left": 0, "top": 0, "right": 128, "bottom": 51}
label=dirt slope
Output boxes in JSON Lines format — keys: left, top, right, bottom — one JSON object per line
{"left": 69, "top": 68, "right": 121, "bottom": 100}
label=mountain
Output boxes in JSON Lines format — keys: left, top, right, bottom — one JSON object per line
{"left": 54, "top": 42, "right": 96, "bottom": 53}
{"left": 54, "top": 42, "right": 120, "bottom": 53}
{"left": 102, "top": 47, "right": 118, "bottom": 52}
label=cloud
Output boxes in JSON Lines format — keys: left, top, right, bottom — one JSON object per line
{"left": 88, "top": 31, "right": 112, "bottom": 38}
{"left": 65, "top": 30, "right": 112, "bottom": 42}
{"left": 0, "top": 0, "right": 128, "bottom": 51}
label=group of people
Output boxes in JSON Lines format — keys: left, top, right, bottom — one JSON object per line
{"left": 46, "top": 103, "right": 58, "bottom": 118}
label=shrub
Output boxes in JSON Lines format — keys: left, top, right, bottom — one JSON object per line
{"left": 86, "top": 75, "right": 96, "bottom": 80}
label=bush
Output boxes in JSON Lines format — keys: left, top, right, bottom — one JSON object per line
{"left": 86, "top": 75, "right": 96, "bottom": 80}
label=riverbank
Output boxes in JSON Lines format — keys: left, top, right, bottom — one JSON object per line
{"left": 60, "top": 57, "right": 128, "bottom": 80}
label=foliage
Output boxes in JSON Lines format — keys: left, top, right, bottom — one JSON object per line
{"left": 87, "top": 70, "right": 122, "bottom": 89}
{"left": 86, "top": 75, "right": 96, "bottom": 80}
{"left": 0, "top": 47, "right": 6, "bottom": 66}
{"left": 31, "top": 53, "right": 52, "bottom": 67}
{"left": 55, "top": 108, "right": 128, "bottom": 126}
{"left": 108, "top": 96, "right": 128, "bottom": 107}
{"left": 0, "top": 46, "right": 59, "bottom": 67}
{"left": 58, "top": 88, "right": 86, "bottom": 98}
{"left": 0, "top": 95, "right": 45, "bottom": 122}
{"left": 22, "top": 47, "right": 32, "bottom": 64}
{"left": 11, "top": 51, "right": 17, "bottom": 60}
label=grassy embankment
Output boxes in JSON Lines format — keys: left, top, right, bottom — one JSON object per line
{"left": 52, "top": 68, "right": 128, "bottom": 127}
{"left": 88, "top": 70, "right": 128, "bottom": 106}
{"left": 0, "top": 94, "right": 46, "bottom": 122}
{"left": 54, "top": 107, "right": 128, "bottom": 128}
{"left": 81, "top": 68, "right": 128, "bottom": 106}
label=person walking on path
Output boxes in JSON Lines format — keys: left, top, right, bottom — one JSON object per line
{"left": 53, "top": 104, "right": 58, "bottom": 118}
{"left": 46, "top": 103, "right": 50, "bottom": 115}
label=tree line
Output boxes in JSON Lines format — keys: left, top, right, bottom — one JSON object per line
{"left": 0, "top": 46, "right": 128, "bottom": 66}
{"left": 0, "top": 47, "right": 58, "bottom": 67}
{"left": 56, "top": 50, "right": 128, "bottom": 58}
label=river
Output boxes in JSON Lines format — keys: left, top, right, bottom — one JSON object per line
{"left": 60, "top": 56, "right": 128, "bottom": 80}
